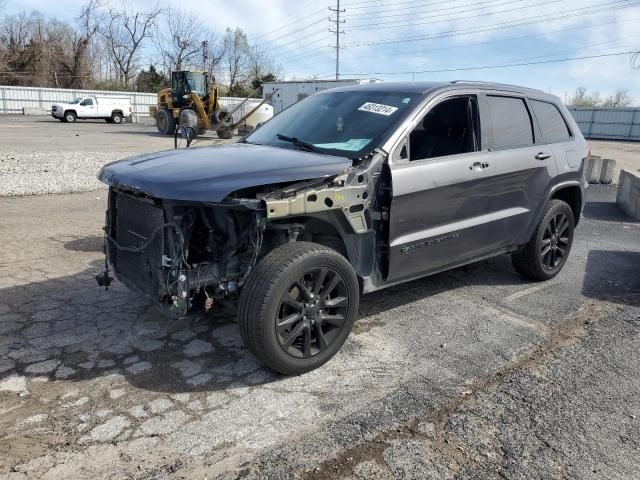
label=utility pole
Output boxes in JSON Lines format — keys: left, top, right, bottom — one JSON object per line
{"left": 329, "top": 0, "right": 345, "bottom": 80}
{"left": 202, "top": 40, "right": 209, "bottom": 72}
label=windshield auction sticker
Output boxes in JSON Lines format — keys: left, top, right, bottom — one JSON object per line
{"left": 358, "top": 102, "right": 399, "bottom": 116}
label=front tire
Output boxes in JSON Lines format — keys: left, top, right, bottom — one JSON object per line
{"left": 156, "top": 109, "right": 176, "bottom": 135}
{"left": 512, "top": 199, "right": 575, "bottom": 281}
{"left": 64, "top": 111, "right": 77, "bottom": 123}
{"left": 239, "top": 242, "right": 359, "bottom": 375}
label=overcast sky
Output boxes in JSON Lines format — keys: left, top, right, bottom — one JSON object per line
{"left": 4, "top": 0, "right": 640, "bottom": 103}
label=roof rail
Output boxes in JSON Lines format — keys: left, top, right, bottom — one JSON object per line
{"left": 450, "top": 80, "right": 544, "bottom": 93}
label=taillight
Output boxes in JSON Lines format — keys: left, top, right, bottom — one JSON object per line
{"left": 129, "top": 106, "right": 132, "bottom": 112}
{"left": 585, "top": 144, "right": 591, "bottom": 161}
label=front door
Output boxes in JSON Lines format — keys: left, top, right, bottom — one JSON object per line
{"left": 78, "top": 97, "right": 95, "bottom": 117}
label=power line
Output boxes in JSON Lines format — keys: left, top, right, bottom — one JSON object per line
{"left": 329, "top": 0, "right": 346, "bottom": 79}
{"left": 342, "top": 0, "right": 454, "bottom": 10}
{"left": 343, "top": 0, "right": 640, "bottom": 47}
{"left": 348, "top": 0, "right": 562, "bottom": 30}
{"left": 341, "top": 15, "right": 640, "bottom": 61}
{"left": 252, "top": 7, "right": 327, "bottom": 40}
{"left": 286, "top": 0, "right": 640, "bottom": 66}
{"left": 345, "top": 0, "right": 533, "bottom": 21}
{"left": 340, "top": 50, "right": 638, "bottom": 76}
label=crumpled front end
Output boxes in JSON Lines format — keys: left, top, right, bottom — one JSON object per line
{"left": 102, "top": 186, "right": 264, "bottom": 317}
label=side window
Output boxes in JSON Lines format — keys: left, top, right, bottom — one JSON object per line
{"left": 81, "top": 98, "right": 94, "bottom": 106}
{"left": 409, "top": 96, "right": 480, "bottom": 161}
{"left": 530, "top": 100, "right": 572, "bottom": 143}
{"left": 486, "top": 95, "right": 533, "bottom": 149}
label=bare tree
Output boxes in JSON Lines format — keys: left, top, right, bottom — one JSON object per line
{"left": 155, "top": 8, "right": 203, "bottom": 72}
{"left": 56, "top": 0, "right": 103, "bottom": 88}
{"left": 603, "top": 89, "right": 632, "bottom": 108}
{"left": 222, "top": 27, "right": 250, "bottom": 95}
{"left": 102, "top": 2, "right": 163, "bottom": 88}
{"left": 247, "top": 44, "right": 274, "bottom": 82}
{"left": 203, "top": 32, "right": 224, "bottom": 79}
{"left": 569, "top": 87, "right": 602, "bottom": 107}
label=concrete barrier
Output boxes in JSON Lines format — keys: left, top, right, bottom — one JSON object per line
{"left": 616, "top": 169, "right": 640, "bottom": 220}
{"left": 22, "top": 107, "right": 47, "bottom": 116}
{"left": 584, "top": 155, "right": 617, "bottom": 184}
{"left": 588, "top": 156, "right": 603, "bottom": 183}
{"left": 599, "top": 158, "right": 616, "bottom": 184}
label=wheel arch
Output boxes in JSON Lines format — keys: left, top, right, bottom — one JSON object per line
{"left": 550, "top": 185, "right": 582, "bottom": 225}
{"left": 265, "top": 212, "right": 375, "bottom": 279}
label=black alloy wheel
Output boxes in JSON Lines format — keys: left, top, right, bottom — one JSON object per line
{"left": 512, "top": 199, "right": 575, "bottom": 281}
{"left": 276, "top": 267, "right": 349, "bottom": 359}
{"left": 540, "top": 211, "right": 570, "bottom": 271}
{"left": 239, "top": 242, "right": 359, "bottom": 375}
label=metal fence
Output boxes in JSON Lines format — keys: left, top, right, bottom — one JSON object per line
{"left": 568, "top": 107, "right": 640, "bottom": 141}
{"left": 0, "top": 85, "right": 259, "bottom": 119}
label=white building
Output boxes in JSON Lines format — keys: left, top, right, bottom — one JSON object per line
{"left": 263, "top": 79, "right": 382, "bottom": 115}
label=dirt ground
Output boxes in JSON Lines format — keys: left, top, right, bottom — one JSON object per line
{"left": 590, "top": 139, "right": 640, "bottom": 181}
{"left": 0, "top": 185, "right": 638, "bottom": 479}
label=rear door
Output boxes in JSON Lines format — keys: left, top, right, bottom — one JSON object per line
{"left": 481, "top": 94, "right": 558, "bottom": 246}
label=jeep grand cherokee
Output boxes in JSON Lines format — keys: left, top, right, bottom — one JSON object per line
{"left": 98, "top": 81, "right": 587, "bottom": 375}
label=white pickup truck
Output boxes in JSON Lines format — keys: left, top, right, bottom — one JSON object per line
{"left": 51, "top": 96, "right": 132, "bottom": 124}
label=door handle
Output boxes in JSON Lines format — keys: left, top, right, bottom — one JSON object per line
{"left": 535, "top": 152, "right": 551, "bottom": 160}
{"left": 469, "top": 161, "right": 489, "bottom": 171}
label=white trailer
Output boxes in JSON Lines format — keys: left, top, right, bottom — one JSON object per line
{"left": 263, "top": 79, "right": 382, "bottom": 115}
{"left": 51, "top": 95, "right": 132, "bottom": 124}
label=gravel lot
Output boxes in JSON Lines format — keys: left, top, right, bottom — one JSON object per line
{"left": 0, "top": 116, "right": 236, "bottom": 196}
{"left": 0, "top": 151, "right": 127, "bottom": 196}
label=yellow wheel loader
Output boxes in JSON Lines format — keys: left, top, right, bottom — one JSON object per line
{"left": 149, "top": 70, "right": 235, "bottom": 140}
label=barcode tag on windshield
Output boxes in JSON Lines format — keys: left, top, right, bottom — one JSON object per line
{"left": 358, "top": 102, "right": 398, "bottom": 116}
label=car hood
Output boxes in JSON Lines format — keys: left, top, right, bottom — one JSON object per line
{"left": 98, "top": 142, "right": 352, "bottom": 202}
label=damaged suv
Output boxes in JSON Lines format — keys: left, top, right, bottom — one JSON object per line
{"left": 98, "top": 81, "right": 587, "bottom": 374}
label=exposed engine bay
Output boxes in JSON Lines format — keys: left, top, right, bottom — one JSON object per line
{"left": 102, "top": 188, "right": 266, "bottom": 317}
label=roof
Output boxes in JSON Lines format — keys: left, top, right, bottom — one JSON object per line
{"left": 263, "top": 79, "right": 365, "bottom": 85}
{"left": 323, "top": 80, "right": 550, "bottom": 98}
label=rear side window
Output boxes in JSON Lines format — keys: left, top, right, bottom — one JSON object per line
{"left": 486, "top": 96, "right": 533, "bottom": 149}
{"left": 531, "top": 100, "right": 572, "bottom": 143}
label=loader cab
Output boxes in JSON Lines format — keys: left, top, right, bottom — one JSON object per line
{"left": 171, "top": 71, "right": 209, "bottom": 106}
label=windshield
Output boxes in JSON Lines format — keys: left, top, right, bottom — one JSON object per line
{"left": 71, "top": 97, "right": 83, "bottom": 104}
{"left": 246, "top": 90, "right": 420, "bottom": 157}
{"left": 186, "top": 72, "right": 207, "bottom": 96}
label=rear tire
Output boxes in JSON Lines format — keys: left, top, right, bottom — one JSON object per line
{"left": 111, "top": 112, "right": 123, "bottom": 124}
{"left": 512, "top": 199, "right": 575, "bottom": 281}
{"left": 216, "top": 128, "right": 233, "bottom": 139}
{"left": 64, "top": 111, "right": 76, "bottom": 123}
{"left": 239, "top": 242, "right": 359, "bottom": 375}
{"left": 156, "top": 109, "right": 176, "bottom": 135}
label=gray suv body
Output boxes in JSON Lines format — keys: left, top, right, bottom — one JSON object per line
{"left": 98, "top": 81, "right": 588, "bottom": 374}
